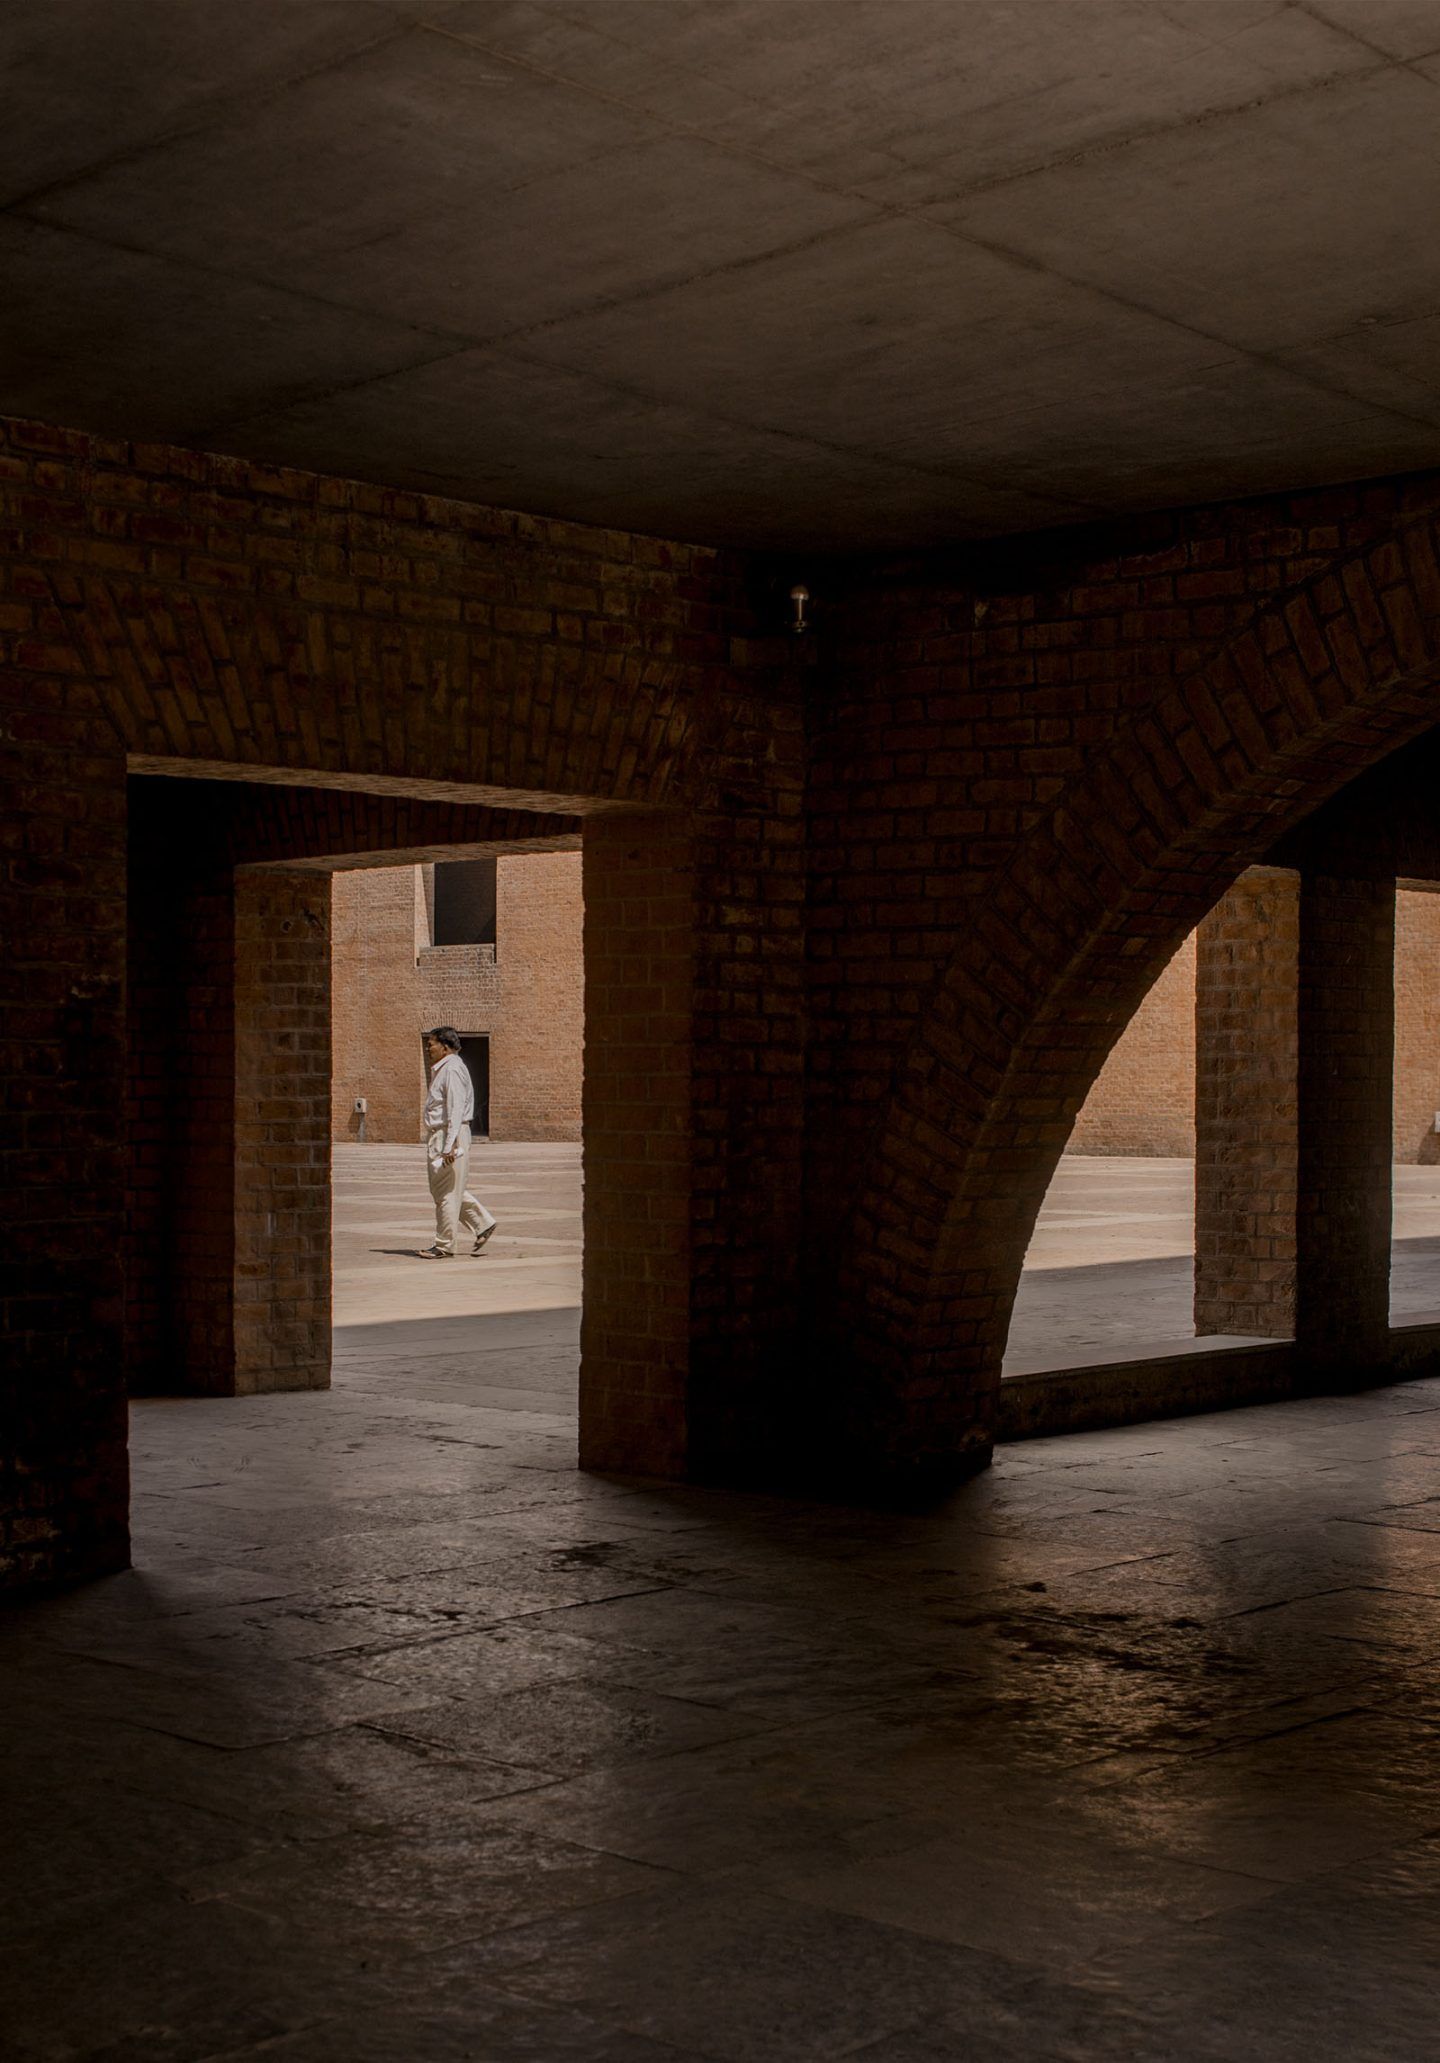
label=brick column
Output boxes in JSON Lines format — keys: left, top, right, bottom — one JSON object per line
{"left": 579, "top": 741, "right": 805, "bottom": 1485}
{"left": 127, "top": 782, "right": 330, "bottom": 1397}
{"left": 1, "top": 697, "right": 129, "bottom": 1590}
{"left": 1194, "top": 867, "right": 1300, "bottom": 1338}
{"left": 1196, "top": 865, "right": 1395, "bottom": 1367}
{"left": 1295, "top": 873, "right": 1394, "bottom": 1369}
{"left": 580, "top": 811, "right": 696, "bottom": 1476}
{"left": 233, "top": 872, "right": 332, "bottom": 1394}
{"left": 126, "top": 811, "right": 237, "bottom": 1394}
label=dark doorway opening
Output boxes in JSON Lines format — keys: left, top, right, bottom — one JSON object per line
{"left": 458, "top": 1034, "right": 491, "bottom": 1138}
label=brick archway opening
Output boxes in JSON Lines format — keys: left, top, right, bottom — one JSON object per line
{"left": 996, "top": 827, "right": 1440, "bottom": 1445}
{"left": 821, "top": 525, "right": 1440, "bottom": 1482}
{"left": 1004, "top": 926, "right": 1201, "bottom": 1386}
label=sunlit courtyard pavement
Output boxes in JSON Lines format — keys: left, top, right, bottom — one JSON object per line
{"left": 333, "top": 1142, "right": 582, "bottom": 1417}
{"left": 328, "top": 1147, "right": 1440, "bottom": 1402}
{"left": 7, "top": 1149, "right": 1440, "bottom": 2056}
{"left": 330, "top": 1138, "right": 1435, "bottom": 1394}
{"left": 342, "top": 1143, "right": 1440, "bottom": 1389}
{"left": 1009, "top": 1157, "right": 1440, "bottom": 1367}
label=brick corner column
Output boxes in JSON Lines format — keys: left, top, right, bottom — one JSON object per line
{"left": 233, "top": 870, "right": 332, "bottom": 1395}
{"left": 126, "top": 814, "right": 237, "bottom": 1395}
{"left": 580, "top": 811, "right": 695, "bottom": 1477}
{"left": 1295, "top": 871, "right": 1395, "bottom": 1371}
{"left": 1, "top": 703, "right": 129, "bottom": 1592}
{"left": 127, "top": 832, "right": 332, "bottom": 1399}
{"left": 1195, "top": 863, "right": 1396, "bottom": 1372}
{"left": 1194, "top": 866, "right": 1301, "bottom": 1339}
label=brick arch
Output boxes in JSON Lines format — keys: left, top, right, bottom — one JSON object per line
{"left": 833, "top": 520, "right": 1440, "bottom": 1477}
{"left": 45, "top": 536, "right": 751, "bottom": 817}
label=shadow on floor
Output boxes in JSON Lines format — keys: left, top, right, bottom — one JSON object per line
{"left": 334, "top": 1306, "right": 581, "bottom": 1413}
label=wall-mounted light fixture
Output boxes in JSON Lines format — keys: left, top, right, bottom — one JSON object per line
{"left": 789, "top": 583, "right": 811, "bottom": 634}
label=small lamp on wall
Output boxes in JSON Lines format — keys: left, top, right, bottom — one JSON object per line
{"left": 789, "top": 583, "right": 811, "bottom": 634}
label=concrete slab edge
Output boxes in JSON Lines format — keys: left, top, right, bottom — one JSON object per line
{"left": 998, "top": 1324, "right": 1440, "bottom": 1441}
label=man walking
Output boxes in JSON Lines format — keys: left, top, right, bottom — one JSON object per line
{"left": 417, "top": 1026, "right": 497, "bottom": 1259}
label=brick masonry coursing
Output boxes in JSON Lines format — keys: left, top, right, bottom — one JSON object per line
{"left": 8, "top": 410, "right": 1440, "bottom": 1586}
{"left": 1073, "top": 889, "right": 1440, "bottom": 1163}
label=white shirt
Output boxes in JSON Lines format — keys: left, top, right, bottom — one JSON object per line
{"left": 423, "top": 1052, "right": 473, "bottom": 1157}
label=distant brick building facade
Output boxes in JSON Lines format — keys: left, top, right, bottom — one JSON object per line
{"left": 331, "top": 850, "right": 583, "bottom": 1144}
{"left": 1075, "top": 887, "right": 1440, "bottom": 1163}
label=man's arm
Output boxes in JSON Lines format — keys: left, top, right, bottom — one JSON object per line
{"left": 442, "top": 1062, "right": 466, "bottom": 1160}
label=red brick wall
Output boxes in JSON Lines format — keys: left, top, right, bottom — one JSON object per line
{"left": 1393, "top": 890, "right": 1440, "bottom": 1164}
{"left": 330, "top": 865, "right": 429, "bottom": 1141}
{"left": 810, "top": 495, "right": 1426, "bottom": 1226}
{"left": 1069, "top": 934, "right": 1196, "bottom": 1156}
{"left": 414, "top": 937, "right": 503, "bottom": 1119}
{"left": 1194, "top": 868, "right": 1300, "bottom": 1338}
{"left": 490, "top": 852, "right": 583, "bottom": 1141}
{"left": 234, "top": 872, "right": 331, "bottom": 1394}
{"left": 689, "top": 658, "right": 808, "bottom": 1483}
{"left": 1073, "top": 885, "right": 1440, "bottom": 1166}
{"left": 328, "top": 850, "right": 582, "bottom": 1142}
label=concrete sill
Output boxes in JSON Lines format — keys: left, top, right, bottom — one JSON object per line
{"left": 1002, "top": 1332, "right": 1276, "bottom": 1380}
{"left": 999, "top": 1324, "right": 1440, "bottom": 1441}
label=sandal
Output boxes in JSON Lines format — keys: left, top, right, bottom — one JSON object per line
{"left": 471, "top": 1225, "right": 497, "bottom": 1256}
{"left": 416, "top": 1244, "right": 453, "bottom": 1259}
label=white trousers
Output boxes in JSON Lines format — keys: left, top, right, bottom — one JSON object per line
{"left": 426, "top": 1128, "right": 496, "bottom": 1253}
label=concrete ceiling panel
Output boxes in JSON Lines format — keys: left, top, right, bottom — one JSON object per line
{"left": 219, "top": 345, "right": 1093, "bottom": 550}
{"left": 418, "top": 1, "right": 767, "bottom": 131}
{"left": 44, "top": 126, "right": 876, "bottom": 345}
{"left": 961, "top": 356, "right": 1440, "bottom": 511}
{"left": 1276, "top": 312, "right": 1440, "bottom": 426}
{"left": 510, "top": 0, "right": 1362, "bottom": 158}
{"left": 4, "top": 0, "right": 1440, "bottom": 548}
{"left": 0, "top": 0, "right": 429, "bottom": 205}
{"left": 22, "top": 22, "right": 653, "bottom": 279}
{"left": 0, "top": 217, "right": 445, "bottom": 445}
{"left": 1303, "top": 1, "right": 1440, "bottom": 61}
{"left": 698, "top": 0, "right": 1377, "bottom": 198}
{"left": 938, "top": 68, "right": 1440, "bottom": 355}
{"left": 514, "top": 217, "right": 1258, "bottom": 466}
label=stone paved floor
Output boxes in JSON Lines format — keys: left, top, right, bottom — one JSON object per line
{"left": 6, "top": 1149, "right": 1440, "bottom": 2057}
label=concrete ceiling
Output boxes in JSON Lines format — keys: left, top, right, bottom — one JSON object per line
{"left": 6, "top": 1, "right": 1440, "bottom": 550}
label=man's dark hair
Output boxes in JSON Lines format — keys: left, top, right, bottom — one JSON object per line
{"left": 426, "top": 1025, "right": 462, "bottom": 1052}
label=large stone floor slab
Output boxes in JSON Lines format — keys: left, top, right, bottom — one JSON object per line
{"left": 7, "top": 1146, "right": 1440, "bottom": 2056}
